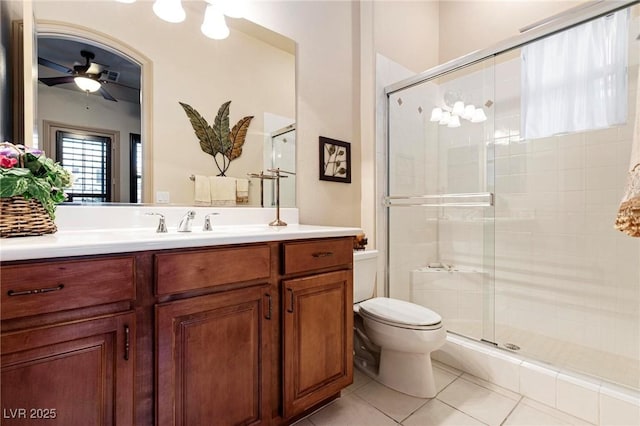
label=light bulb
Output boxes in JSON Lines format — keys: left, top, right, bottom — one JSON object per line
{"left": 201, "top": 3, "right": 230, "bottom": 40}
{"left": 447, "top": 115, "right": 461, "bottom": 128}
{"left": 452, "top": 101, "right": 465, "bottom": 116}
{"left": 74, "top": 76, "right": 101, "bottom": 92}
{"left": 439, "top": 111, "right": 451, "bottom": 126}
{"left": 471, "top": 108, "right": 487, "bottom": 123}
{"left": 153, "top": 0, "right": 185, "bottom": 23}
{"left": 463, "top": 104, "right": 476, "bottom": 120}
{"left": 430, "top": 107, "right": 442, "bottom": 122}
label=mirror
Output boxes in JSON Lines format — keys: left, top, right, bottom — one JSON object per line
{"left": 31, "top": 0, "right": 296, "bottom": 207}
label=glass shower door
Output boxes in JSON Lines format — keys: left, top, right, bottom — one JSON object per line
{"left": 386, "top": 57, "right": 496, "bottom": 343}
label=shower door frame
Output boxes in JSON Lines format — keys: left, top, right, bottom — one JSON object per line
{"left": 382, "top": 0, "right": 640, "bottom": 299}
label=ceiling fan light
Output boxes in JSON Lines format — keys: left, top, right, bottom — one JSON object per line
{"left": 201, "top": 4, "right": 230, "bottom": 40}
{"left": 153, "top": 0, "right": 185, "bottom": 23}
{"left": 74, "top": 76, "right": 101, "bottom": 93}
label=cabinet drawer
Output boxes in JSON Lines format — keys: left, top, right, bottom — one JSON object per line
{"left": 282, "top": 238, "right": 353, "bottom": 275}
{"left": 155, "top": 245, "right": 271, "bottom": 296}
{"left": 1, "top": 257, "right": 135, "bottom": 320}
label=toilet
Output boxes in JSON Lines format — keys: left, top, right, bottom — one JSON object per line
{"left": 353, "top": 250, "right": 446, "bottom": 398}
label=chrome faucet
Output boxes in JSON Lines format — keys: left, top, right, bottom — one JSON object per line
{"left": 146, "top": 213, "right": 168, "bottom": 233}
{"left": 202, "top": 213, "right": 219, "bottom": 231}
{"left": 177, "top": 210, "right": 196, "bottom": 232}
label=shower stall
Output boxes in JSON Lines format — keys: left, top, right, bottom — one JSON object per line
{"left": 384, "top": 1, "right": 640, "bottom": 391}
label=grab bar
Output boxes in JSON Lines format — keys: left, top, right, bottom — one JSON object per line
{"left": 383, "top": 192, "right": 494, "bottom": 208}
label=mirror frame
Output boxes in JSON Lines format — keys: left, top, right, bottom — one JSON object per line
{"left": 35, "top": 20, "right": 154, "bottom": 203}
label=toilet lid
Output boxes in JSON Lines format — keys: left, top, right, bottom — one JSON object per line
{"left": 358, "top": 297, "right": 442, "bottom": 327}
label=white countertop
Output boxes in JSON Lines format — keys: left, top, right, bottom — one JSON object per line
{"left": 0, "top": 224, "right": 362, "bottom": 262}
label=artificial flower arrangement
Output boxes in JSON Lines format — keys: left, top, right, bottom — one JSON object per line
{"left": 0, "top": 141, "right": 72, "bottom": 221}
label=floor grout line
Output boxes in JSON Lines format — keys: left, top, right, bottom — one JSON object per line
{"left": 499, "top": 395, "right": 524, "bottom": 426}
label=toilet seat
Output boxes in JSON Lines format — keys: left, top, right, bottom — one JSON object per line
{"left": 358, "top": 297, "right": 442, "bottom": 331}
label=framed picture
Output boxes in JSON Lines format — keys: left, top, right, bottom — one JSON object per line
{"left": 319, "top": 136, "right": 351, "bottom": 183}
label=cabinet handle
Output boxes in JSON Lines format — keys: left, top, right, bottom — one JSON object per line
{"left": 7, "top": 284, "right": 64, "bottom": 297}
{"left": 265, "top": 293, "right": 272, "bottom": 320}
{"left": 312, "top": 251, "right": 333, "bottom": 258}
{"left": 124, "top": 325, "right": 130, "bottom": 361}
{"left": 286, "top": 288, "right": 294, "bottom": 313}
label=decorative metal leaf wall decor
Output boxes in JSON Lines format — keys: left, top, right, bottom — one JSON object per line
{"left": 179, "top": 101, "right": 254, "bottom": 176}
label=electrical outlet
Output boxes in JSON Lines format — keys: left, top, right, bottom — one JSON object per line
{"left": 156, "top": 191, "right": 170, "bottom": 204}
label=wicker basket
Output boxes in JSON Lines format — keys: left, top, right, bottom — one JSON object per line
{"left": 0, "top": 196, "right": 57, "bottom": 238}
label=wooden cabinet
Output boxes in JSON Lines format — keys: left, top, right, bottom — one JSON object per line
{"left": 1, "top": 236, "right": 354, "bottom": 425}
{"left": 156, "top": 284, "right": 271, "bottom": 426}
{"left": 281, "top": 239, "right": 354, "bottom": 420}
{"left": 1, "top": 312, "right": 135, "bottom": 425}
{"left": 0, "top": 256, "right": 136, "bottom": 426}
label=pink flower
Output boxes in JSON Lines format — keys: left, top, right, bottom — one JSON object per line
{"left": 0, "top": 155, "right": 18, "bottom": 168}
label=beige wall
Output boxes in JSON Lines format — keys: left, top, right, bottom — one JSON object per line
{"left": 439, "top": 0, "right": 584, "bottom": 63}
{"left": 246, "top": 1, "right": 361, "bottom": 227}
{"left": 374, "top": 0, "right": 441, "bottom": 73}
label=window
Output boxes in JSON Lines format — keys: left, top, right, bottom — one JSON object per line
{"left": 56, "top": 131, "right": 112, "bottom": 202}
{"left": 129, "top": 133, "right": 142, "bottom": 203}
{"left": 521, "top": 10, "right": 629, "bottom": 140}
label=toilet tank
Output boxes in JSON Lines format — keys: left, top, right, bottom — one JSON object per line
{"left": 353, "top": 250, "right": 378, "bottom": 303}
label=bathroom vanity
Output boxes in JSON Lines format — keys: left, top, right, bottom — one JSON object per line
{"left": 0, "top": 216, "right": 359, "bottom": 425}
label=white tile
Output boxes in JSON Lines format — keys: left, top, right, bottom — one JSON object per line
{"left": 461, "top": 373, "right": 521, "bottom": 401}
{"left": 437, "top": 377, "right": 519, "bottom": 426}
{"left": 404, "top": 398, "right": 486, "bottom": 426}
{"left": 343, "top": 366, "right": 372, "bottom": 395}
{"left": 599, "top": 386, "right": 640, "bottom": 426}
{"left": 485, "top": 350, "right": 522, "bottom": 393}
{"left": 433, "top": 359, "right": 463, "bottom": 377}
{"left": 504, "top": 400, "right": 590, "bottom": 426}
{"left": 518, "top": 398, "right": 594, "bottom": 426}
{"left": 433, "top": 365, "right": 459, "bottom": 394}
{"left": 308, "top": 393, "right": 397, "bottom": 426}
{"left": 519, "top": 361, "right": 558, "bottom": 407}
{"left": 354, "top": 380, "right": 427, "bottom": 422}
{"left": 457, "top": 341, "right": 492, "bottom": 381}
{"left": 556, "top": 373, "right": 600, "bottom": 424}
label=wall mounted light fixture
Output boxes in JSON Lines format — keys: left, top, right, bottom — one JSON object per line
{"left": 117, "top": 0, "right": 246, "bottom": 40}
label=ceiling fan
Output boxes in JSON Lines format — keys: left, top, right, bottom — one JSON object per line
{"left": 38, "top": 50, "right": 135, "bottom": 102}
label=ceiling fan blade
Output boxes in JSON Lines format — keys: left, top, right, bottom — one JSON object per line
{"left": 39, "top": 76, "right": 75, "bottom": 86}
{"left": 99, "top": 80, "right": 140, "bottom": 91}
{"left": 38, "top": 57, "right": 73, "bottom": 74}
{"left": 99, "top": 86, "right": 117, "bottom": 102}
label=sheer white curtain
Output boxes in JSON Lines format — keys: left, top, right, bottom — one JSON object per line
{"left": 521, "top": 10, "right": 629, "bottom": 140}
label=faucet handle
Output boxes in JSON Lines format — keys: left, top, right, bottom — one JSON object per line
{"left": 146, "top": 213, "right": 168, "bottom": 233}
{"left": 203, "top": 213, "right": 220, "bottom": 231}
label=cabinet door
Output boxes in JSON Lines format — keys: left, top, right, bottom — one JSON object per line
{"left": 156, "top": 285, "right": 271, "bottom": 426}
{"left": 1, "top": 312, "right": 135, "bottom": 426}
{"left": 282, "top": 270, "right": 353, "bottom": 419}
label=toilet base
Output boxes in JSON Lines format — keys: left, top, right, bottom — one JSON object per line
{"left": 354, "top": 349, "right": 438, "bottom": 398}
{"left": 378, "top": 349, "right": 438, "bottom": 398}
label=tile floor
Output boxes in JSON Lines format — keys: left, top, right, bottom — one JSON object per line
{"left": 294, "top": 362, "right": 594, "bottom": 426}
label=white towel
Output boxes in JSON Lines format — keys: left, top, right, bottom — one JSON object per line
{"left": 615, "top": 69, "right": 640, "bottom": 237}
{"left": 210, "top": 176, "right": 236, "bottom": 206}
{"left": 193, "top": 175, "right": 211, "bottom": 206}
{"left": 236, "top": 178, "right": 249, "bottom": 204}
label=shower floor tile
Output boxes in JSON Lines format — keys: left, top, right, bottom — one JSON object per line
{"left": 294, "top": 364, "right": 596, "bottom": 426}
